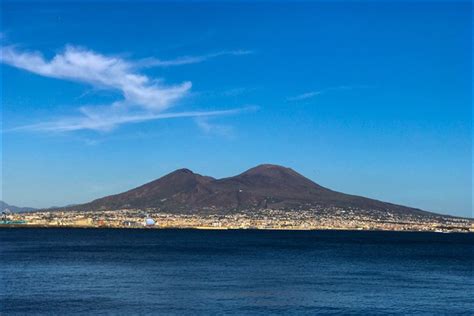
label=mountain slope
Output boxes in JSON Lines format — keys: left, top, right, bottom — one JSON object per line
{"left": 1, "top": 201, "right": 36, "bottom": 213}
{"left": 62, "top": 164, "right": 436, "bottom": 217}
{"left": 83, "top": 168, "right": 215, "bottom": 211}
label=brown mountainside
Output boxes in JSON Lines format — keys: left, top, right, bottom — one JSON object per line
{"left": 64, "top": 164, "right": 436, "bottom": 217}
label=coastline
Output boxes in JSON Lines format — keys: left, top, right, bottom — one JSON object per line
{"left": 4, "top": 208, "right": 473, "bottom": 234}
{"left": 1, "top": 224, "right": 472, "bottom": 234}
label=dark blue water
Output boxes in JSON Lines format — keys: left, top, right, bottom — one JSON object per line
{"left": 1, "top": 228, "right": 473, "bottom": 315}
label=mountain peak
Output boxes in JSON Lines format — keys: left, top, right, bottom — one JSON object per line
{"left": 159, "top": 168, "right": 214, "bottom": 184}
{"left": 164, "top": 168, "right": 214, "bottom": 182}
{"left": 1, "top": 201, "right": 36, "bottom": 213}
{"left": 173, "top": 168, "right": 194, "bottom": 174}
{"left": 240, "top": 164, "right": 297, "bottom": 177}
{"left": 253, "top": 164, "right": 287, "bottom": 170}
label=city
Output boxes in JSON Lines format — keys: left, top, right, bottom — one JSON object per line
{"left": 3, "top": 207, "right": 473, "bottom": 233}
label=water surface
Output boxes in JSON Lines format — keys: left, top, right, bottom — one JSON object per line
{"left": 1, "top": 228, "right": 473, "bottom": 314}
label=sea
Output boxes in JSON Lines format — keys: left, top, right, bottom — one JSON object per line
{"left": 1, "top": 228, "right": 473, "bottom": 315}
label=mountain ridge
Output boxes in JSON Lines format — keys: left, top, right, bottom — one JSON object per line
{"left": 57, "top": 164, "right": 440, "bottom": 218}
{"left": 1, "top": 201, "right": 37, "bottom": 213}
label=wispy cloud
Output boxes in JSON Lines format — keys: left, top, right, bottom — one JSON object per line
{"left": 1, "top": 45, "right": 191, "bottom": 111}
{"left": 287, "top": 91, "right": 323, "bottom": 101}
{"left": 287, "top": 85, "right": 370, "bottom": 102}
{"left": 11, "top": 107, "right": 254, "bottom": 132}
{"left": 138, "top": 50, "right": 253, "bottom": 67}
{"left": 1, "top": 45, "right": 254, "bottom": 132}
{"left": 195, "top": 116, "right": 234, "bottom": 138}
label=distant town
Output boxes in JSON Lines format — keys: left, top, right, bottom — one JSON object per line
{"left": 2, "top": 207, "right": 473, "bottom": 233}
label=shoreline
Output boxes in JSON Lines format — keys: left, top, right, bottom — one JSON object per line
{"left": 0, "top": 224, "right": 472, "bottom": 234}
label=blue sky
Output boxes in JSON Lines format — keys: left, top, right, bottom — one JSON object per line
{"left": 1, "top": 1, "right": 472, "bottom": 217}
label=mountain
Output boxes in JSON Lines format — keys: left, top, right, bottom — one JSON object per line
{"left": 1, "top": 201, "right": 36, "bottom": 213}
{"left": 62, "top": 164, "right": 437, "bottom": 217}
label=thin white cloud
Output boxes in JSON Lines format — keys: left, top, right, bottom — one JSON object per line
{"left": 287, "top": 85, "right": 371, "bottom": 102}
{"left": 195, "top": 116, "right": 234, "bottom": 138}
{"left": 1, "top": 45, "right": 255, "bottom": 132}
{"left": 287, "top": 91, "right": 323, "bottom": 101}
{"left": 139, "top": 50, "right": 253, "bottom": 67}
{"left": 12, "top": 107, "right": 253, "bottom": 132}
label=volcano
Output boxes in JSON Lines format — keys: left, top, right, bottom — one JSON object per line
{"left": 63, "top": 164, "right": 435, "bottom": 217}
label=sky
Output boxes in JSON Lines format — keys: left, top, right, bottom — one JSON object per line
{"left": 0, "top": 1, "right": 472, "bottom": 217}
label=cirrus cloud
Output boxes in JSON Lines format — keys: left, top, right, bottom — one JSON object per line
{"left": 287, "top": 85, "right": 372, "bottom": 102}
{"left": 10, "top": 106, "right": 257, "bottom": 132}
{"left": 138, "top": 50, "right": 253, "bottom": 67}
{"left": 0, "top": 45, "right": 253, "bottom": 132}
